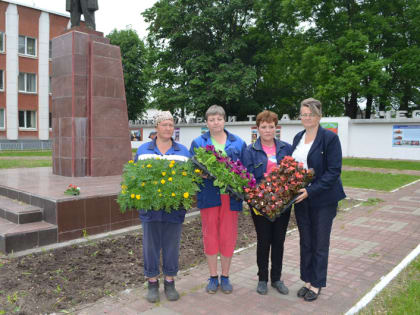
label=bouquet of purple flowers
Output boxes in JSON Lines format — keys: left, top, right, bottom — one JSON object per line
{"left": 192, "top": 145, "right": 256, "bottom": 200}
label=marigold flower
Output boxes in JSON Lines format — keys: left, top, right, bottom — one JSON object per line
{"left": 121, "top": 190, "right": 126, "bottom": 195}
{"left": 168, "top": 177, "right": 173, "bottom": 182}
{"left": 159, "top": 193, "right": 162, "bottom": 197}
{"left": 183, "top": 192, "right": 189, "bottom": 198}
{"left": 121, "top": 185, "right": 127, "bottom": 189}
{"left": 172, "top": 170, "right": 176, "bottom": 175}
{"left": 194, "top": 169, "right": 201, "bottom": 173}
{"left": 171, "top": 192, "right": 176, "bottom": 197}
{"left": 161, "top": 179, "right": 166, "bottom": 184}
{"left": 136, "top": 194, "right": 141, "bottom": 200}
{"left": 158, "top": 189, "right": 161, "bottom": 192}
{"left": 141, "top": 182, "right": 145, "bottom": 187}
{"left": 182, "top": 171, "right": 187, "bottom": 176}
{"left": 169, "top": 164, "right": 174, "bottom": 168}
{"left": 154, "top": 181, "right": 158, "bottom": 185}
{"left": 147, "top": 164, "right": 152, "bottom": 168}
{"left": 128, "top": 160, "right": 134, "bottom": 164}
{"left": 162, "top": 171, "right": 166, "bottom": 176}
{"left": 130, "top": 194, "right": 135, "bottom": 199}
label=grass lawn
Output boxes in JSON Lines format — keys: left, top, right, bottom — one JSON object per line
{"left": 0, "top": 160, "right": 52, "bottom": 169}
{"left": 341, "top": 170, "right": 420, "bottom": 191}
{"left": 360, "top": 255, "right": 420, "bottom": 314}
{"left": 0, "top": 150, "right": 52, "bottom": 157}
{"left": 343, "top": 158, "right": 420, "bottom": 171}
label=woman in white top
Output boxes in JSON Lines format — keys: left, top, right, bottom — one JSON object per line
{"left": 291, "top": 98, "right": 346, "bottom": 302}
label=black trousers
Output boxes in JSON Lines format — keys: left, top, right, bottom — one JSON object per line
{"left": 294, "top": 200, "right": 337, "bottom": 288}
{"left": 251, "top": 209, "right": 291, "bottom": 282}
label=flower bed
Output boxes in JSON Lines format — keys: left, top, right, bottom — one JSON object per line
{"left": 245, "top": 156, "right": 314, "bottom": 221}
{"left": 117, "top": 155, "right": 202, "bottom": 213}
{"left": 192, "top": 145, "right": 256, "bottom": 200}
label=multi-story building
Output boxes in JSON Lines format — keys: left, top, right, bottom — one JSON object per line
{"left": 0, "top": 0, "right": 72, "bottom": 148}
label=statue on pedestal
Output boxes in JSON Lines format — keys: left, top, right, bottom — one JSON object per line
{"left": 66, "top": 0, "right": 98, "bottom": 30}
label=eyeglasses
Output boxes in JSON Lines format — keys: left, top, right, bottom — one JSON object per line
{"left": 299, "top": 113, "right": 317, "bottom": 118}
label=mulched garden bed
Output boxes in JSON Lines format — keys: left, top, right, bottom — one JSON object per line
{"left": 0, "top": 199, "right": 357, "bottom": 314}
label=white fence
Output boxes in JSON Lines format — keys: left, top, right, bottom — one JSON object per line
{"left": 131, "top": 117, "right": 420, "bottom": 161}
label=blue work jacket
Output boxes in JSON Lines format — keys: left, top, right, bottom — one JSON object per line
{"left": 242, "top": 137, "right": 293, "bottom": 184}
{"left": 189, "top": 130, "right": 247, "bottom": 211}
{"left": 134, "top": 139, "right": 191, "bottom": 223}
{"left": 292, "top": 126, "right": 346, "bottom": 208}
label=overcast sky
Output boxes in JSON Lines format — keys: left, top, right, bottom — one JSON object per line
{"left": 10, "top": 0, "right": 158, "bottom": 39}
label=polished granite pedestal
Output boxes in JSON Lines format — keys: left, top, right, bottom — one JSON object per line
{"left": 0, "top": 168, "right": 139, "bottom": 253}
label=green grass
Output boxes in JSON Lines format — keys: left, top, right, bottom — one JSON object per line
{"left": 343, "top": 158, "right": 420, "bottom": 171}
{"left": 360, "top": 255, "right": 420, "bottom": 314}
{"left": 341, "top": 171, "right": 420, "bottom": 191}
{"left": 0, "top": 150, "right": 52, "bottom": 157}
{"left": 0, "top": 160, "right": 52, "bottom": 169}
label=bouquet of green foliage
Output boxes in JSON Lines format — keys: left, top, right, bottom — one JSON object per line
{"left": 117, "top": 155, "right": 203, "bottom": 213}
{"left": 192, "top": 145, "right": 256, "bottom": 200}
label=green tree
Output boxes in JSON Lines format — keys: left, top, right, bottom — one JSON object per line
{"left": 107, "top": 28, "right": 150, "bottom": 120}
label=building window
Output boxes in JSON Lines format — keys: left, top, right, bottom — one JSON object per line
{"left": 0, "top": 32, "right": 4, "bottom": 52}
{"left": 49, "top": 112, "right": 52, "bottom": 129}
{"left": 18, "top": 35, "right": 36, "bottom": 57}
{"left": 0, "top": 70, "right": 3, "bottom": 91}
{"left": 18, "top": 73, "right": 37, "bottom": 93}
{"left": 19, "top": 110, "right": 37, "bottom": 129}
{"left": 49, "top": 40, "right": 52, "bottom": 59}
{"left": 0, "top": 108, "right": 5, "bottom": 129}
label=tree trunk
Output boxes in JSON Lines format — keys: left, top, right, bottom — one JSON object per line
{"left": 345, "top": 91, "right": 358, "bottom": 118}
{"left": 365, "top": 94, "right": 373, "bottom": 119}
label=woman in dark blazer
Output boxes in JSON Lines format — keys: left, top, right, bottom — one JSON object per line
{"left": 242, "top": 110, "right": 292, "bottom": 296}
{"left": 292, "top": 98, "right": 346, "bottom": 301}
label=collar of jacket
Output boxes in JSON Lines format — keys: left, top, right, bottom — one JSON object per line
{"left": 252, "top": 137, "right": 287, "bottom": 155}
{"left": 147, "top": 138, "right": 181, "bottom": 151}
{"left": 295, "top": 125, "right": 323, "bottom": 158}
{"left": 201, "top": 129, "right": 237, "bottom": 142}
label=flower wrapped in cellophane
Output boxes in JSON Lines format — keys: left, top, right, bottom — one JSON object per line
{"left": 192, "top": 145, "right": 256, "bottom": 200}
{"left": 245, "top": 156, "right": 314, "bottom": 221}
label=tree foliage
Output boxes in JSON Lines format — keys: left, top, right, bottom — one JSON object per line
{"left": 142, "top": 0, "right": 420, "bottom": 119}
{"left": 107, "top": 28, "right": 150, "bottom": 120}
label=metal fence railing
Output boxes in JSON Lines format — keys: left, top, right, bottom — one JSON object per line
{"left": 0, "top": 140, "right": 52, "bottom": 151}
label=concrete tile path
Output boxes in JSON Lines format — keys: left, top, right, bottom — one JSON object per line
{"left": 74, "top": 177, "right": 420, "bottom": 315}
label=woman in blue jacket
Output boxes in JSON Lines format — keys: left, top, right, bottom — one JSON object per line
{"left": 242, "top": 110, "right": 293, "bottom": 296}
{"left": 134, "top": 111, "right": 190, "bottom": 303}
{"left": 292, "top": 98, "right": 346, "bottom": 301}
{"left": 190, "top": 105, "right": 246, "bottom": 294}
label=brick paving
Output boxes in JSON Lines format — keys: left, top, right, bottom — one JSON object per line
{"left": 74, "top": 179, "right": 420, "bottom": 315}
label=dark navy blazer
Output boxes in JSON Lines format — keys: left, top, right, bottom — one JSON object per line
{"left": 189, "top": 130, "right": 247, "bottom": 211}
{"left": 242, "top": 137, "right": 293, "bottom": 184}
{"left": 292, "top": 126, "right": 346, "bottom": 208}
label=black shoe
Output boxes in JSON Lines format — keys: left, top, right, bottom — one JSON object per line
{"left": 164, "top": 280, "right": 180, "bottom": 301}
{"left": 256, "top": 281, "right": 268, "bottom": 295}
{"left": 304, "top": 288, "right": 321, "bottom": 302}
{"left": 297, "top": 286, "right": 309, "bottom": 298}
{"left": 146, "top": 280, "right": 160, "bottom": 303}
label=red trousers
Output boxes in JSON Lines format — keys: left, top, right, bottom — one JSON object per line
{"left": 200, "top": 194, "right": 239, "bottom": 257}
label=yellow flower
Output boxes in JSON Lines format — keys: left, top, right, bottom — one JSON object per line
{"left": 128, "top": 160, "right": 134, "bottom": 164}
{"left": 183, "top": 192, "right": 189, "bottom": 199}
{"left": 194, "top": 169, "right": 201, "bottom": 173}
{"left": 161, "top": 171, "right": 166, "bottom": 176}
{"left": 134, "top": 163, "right": 137, "bottom": 166}
{"left": 142, "top": 165, "right": 145, "bottom": 168}
{"left": 136, "top": 194, "right": 141, "bottom": 200}
{"left": 161, "top": 179, "right": 166, "bottom": 184}
{"left": 169, "top": 162, "right": 174, "bottom": 168}
{"left": 159, "top": 193, "right": 163, "bottom": 197}
{"left": 170, "top": 160, "right": 175, "bottom": 164}
{"left": 171, "top": 170, "right": 176, "bottom": 175}
{"left": 168, "top": 177, "right": 173, "bottom": 182}
{"left": 171, "top": 192, "right": 176, "bottom": 197}
{"left": 141, "top": 182, "right": 145, "bottom": 187}
{"left": 130, "top": 194, "right": 135, "bottom": 199}
{"left": 121, "top": 190, "right": 126, "bottom": 195}
{"left": 158, "top": 189, "right": 161, "bottom": 192}
{"left": 147, "top": 164, "right": 152, "bottom": 168}
{"left": 182, "top": 171, "right": 187, "bottom": 176}
{"left": 121, "top": 185, "right": 127, "bottom": 189}
{"left": 154, "top": 181, "right": 158, "bottom": 185}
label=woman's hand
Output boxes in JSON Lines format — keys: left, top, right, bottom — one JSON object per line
{"left": 295, "top": 188, "right": 308, "bottom": 203}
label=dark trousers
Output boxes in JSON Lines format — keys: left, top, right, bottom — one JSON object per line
{"left": 142, "top": 221, "right": 182, "bottom": 278}
{"left": 251, "top": 209, "right": 291, "bottom": 282}
{"left": 294, "top": 200, "right": 337, "bottom": 288}
{"left": 70, "top": 0, "right": 96, "bottom": 29}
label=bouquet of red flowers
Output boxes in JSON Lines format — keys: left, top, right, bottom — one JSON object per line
{"left": 244, "top": 156, "right": 314, "bottom": 221}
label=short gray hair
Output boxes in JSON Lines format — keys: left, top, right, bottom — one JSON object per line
{"left": 205, "top": 105, "right": 226, "bottom": 120}
{"left": 301, "top": 98, "right": 322, "bottom": 117}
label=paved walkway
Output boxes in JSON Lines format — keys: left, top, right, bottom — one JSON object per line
{"left": 74, "top": 179, "right": 420, "bottom": 315}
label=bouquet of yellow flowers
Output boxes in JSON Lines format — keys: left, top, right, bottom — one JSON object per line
{"left": 117, "top": 155, "right": 203, "bottom": 213}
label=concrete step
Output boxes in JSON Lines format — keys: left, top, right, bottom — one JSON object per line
{"left": 0, "top": 217, "right": 57, "bottom": 254}
{"left": 0, "top": 195, "right": 43, "bottom": 224}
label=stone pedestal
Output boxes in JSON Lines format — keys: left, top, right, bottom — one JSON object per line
{"left": 51, "top": 30, "right": 132, "bottom": 177}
